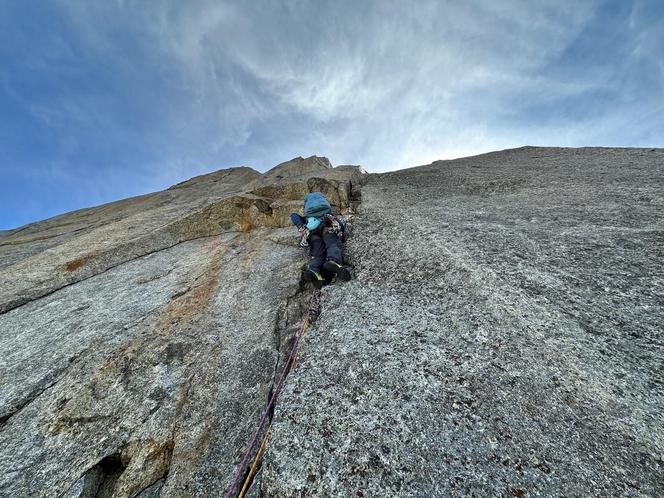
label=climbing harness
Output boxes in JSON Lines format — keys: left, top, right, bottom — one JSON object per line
{"left": 225, "top": 291, "right": 320, "bottom": 498}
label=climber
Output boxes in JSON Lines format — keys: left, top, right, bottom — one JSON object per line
{"left": 290, "top": 192, "right": 351, "bottom": 289}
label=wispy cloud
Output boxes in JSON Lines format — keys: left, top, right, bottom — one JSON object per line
{"left": 1, "top": 0, "right": 663, "bottom": 228}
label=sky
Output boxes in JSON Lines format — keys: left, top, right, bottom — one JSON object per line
{"left": 1, "top": 0, "right": 663, "bottom": 230}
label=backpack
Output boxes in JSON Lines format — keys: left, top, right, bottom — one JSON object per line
{"left": 303, "top": 192, "right": 332, "bottom": 218}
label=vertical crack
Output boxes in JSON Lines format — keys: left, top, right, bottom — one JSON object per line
{"left": 238, "top": 283, "right": 319, "bottom": 497}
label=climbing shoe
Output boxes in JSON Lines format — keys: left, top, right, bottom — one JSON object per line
{"left": 303, "top": 268, "right": 326, "bottom": 289}
{"left": 323, "top": 260, "right": 351, "bottom": 282}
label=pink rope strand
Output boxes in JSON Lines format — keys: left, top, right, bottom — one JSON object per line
{"left": 224, "top": 314, "right": 310, "bottom": 498}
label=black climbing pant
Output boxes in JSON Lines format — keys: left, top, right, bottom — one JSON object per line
{"left": 308, "top": 225, "right": 343, "bottom": 272}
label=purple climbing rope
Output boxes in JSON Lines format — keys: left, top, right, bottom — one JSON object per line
{"left": 224, "top": 294, "right": 317, "bottom": 497}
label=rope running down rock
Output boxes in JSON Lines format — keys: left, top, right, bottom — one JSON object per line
{"left": 225, "top": 290, "right": 320, "bottom": 498}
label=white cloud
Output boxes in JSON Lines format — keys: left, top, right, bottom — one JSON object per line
{"left": 42, "top": 0, "right": 664, "bottom": 175}
{"left": 7, "top": 0, "right": 664, "bottom": 229}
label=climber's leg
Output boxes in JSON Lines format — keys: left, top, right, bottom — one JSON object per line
{"left": 308, "top": 233, "right": 327, "bottom": 271}
{"left": 303, "top": 233, "right": 326, "bottom": 289}
{"left": 321, "top": 228, "right": 343, "bottom": 263}
{"left": 321, "top": 229, "right": 351, "bottom": 281}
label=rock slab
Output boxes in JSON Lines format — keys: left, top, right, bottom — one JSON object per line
{"left": 0, "top": 156, "right": 365, "bottom": 497}
{"left": 263, "top": 147, "right": 663, "bottom": 497}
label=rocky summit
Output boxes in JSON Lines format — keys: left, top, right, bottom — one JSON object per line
{"left": 0, "top": 148, "right": 662, "bottom": 497}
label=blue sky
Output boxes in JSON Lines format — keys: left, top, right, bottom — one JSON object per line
{"left": 1, "top": 0, "right": 663, "bottom": 230}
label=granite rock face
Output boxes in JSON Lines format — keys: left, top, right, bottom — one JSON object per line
{"left": 263, "top": 147, "right": 663, "bottom": 496}
{"left": 0, "top": 156, "right": 363, "bottom": 315}
{"left": 0, "top": 156, "right": 365, "bottom": 497}
{"left": 2, "top": 147, "right": 662, "bottom": 497}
